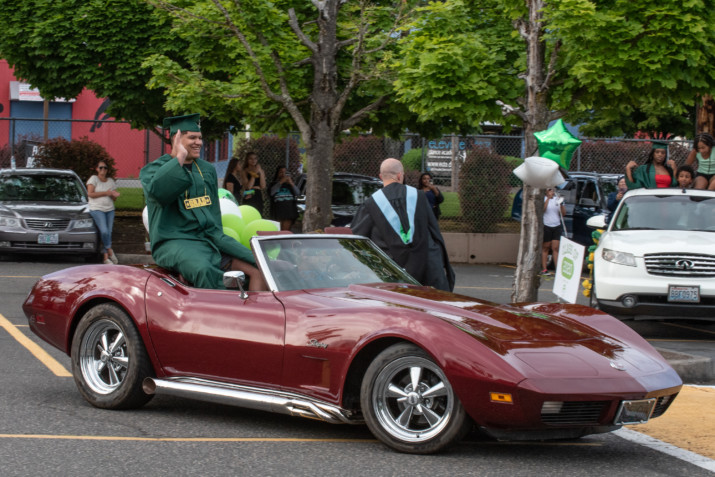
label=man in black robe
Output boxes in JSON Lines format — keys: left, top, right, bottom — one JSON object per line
{"left": 351, "top": 158, "right": 455, "bottom": 291}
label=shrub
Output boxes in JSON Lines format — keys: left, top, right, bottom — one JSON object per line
{"left": 334, "top": 135, "right": 385, "bottom": 176}
{"left": 401, "top": 148, "right": 424, "bottom": 171}
{"left": 32, "top": 137, "right": 116, "bottom": 182}
{"left": 458, "top": 147, "right": 512, "bottom": 233}
{"left": 503, "top": 156, "right": 523, "bottom": 187}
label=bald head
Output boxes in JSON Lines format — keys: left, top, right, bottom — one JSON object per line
{"left": 379, "top": 158, "right": 404, "bottom": 185}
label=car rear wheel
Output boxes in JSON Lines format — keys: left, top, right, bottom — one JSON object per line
{"left": 360, "top": 343, "right": 471, "bottom": 454}
{"left": 71, "top": 303, "right": 153, "bottom": 409}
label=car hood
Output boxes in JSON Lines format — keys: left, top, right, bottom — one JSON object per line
{"left": 311, "top": 283, "right": 624, "bottom": 349}
{"left": 601, "top": 229, "right": 715, "bottom": 256}
{"left": 307, "top": 283, "right": 672, "bottom": 381}
{"left": 0, "top": 202, "right": 90, "bottom": 218}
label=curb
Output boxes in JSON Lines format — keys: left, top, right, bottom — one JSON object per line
{"left": 116, "top": 253, "right": 155, "bottom": 266}
{"left": 655, "top": 347, "right": 714, "bottom": 384}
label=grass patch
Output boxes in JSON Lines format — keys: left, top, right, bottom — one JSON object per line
{"left": 440, "top": 191, "right": 460, "bottom": 217}
{"left": 115, "top": 188, "right": 144, "bottom": 211}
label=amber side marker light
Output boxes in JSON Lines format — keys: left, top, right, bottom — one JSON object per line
{"left": 490, "top": 392, "right": 513, "bottom": 404}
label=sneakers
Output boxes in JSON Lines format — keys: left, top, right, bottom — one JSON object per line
{"left": 103, "top": 258, "right": 113, "bottom": 265}
{"left": 540, "top": 268, "right": 550, "bottom": 275}
{"left": 108, "top": 252, "right": 119, "bottom": 264}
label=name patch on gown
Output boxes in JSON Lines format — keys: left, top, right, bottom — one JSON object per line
{"left": 183, "top": 195, "right": 212, "bottom": 209}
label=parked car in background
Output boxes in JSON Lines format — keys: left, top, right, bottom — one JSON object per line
{"left": 296, "top": 172, "right": 382, "bottom": 226}
{"left": 588, "top": 188, "right": 715, "bottom": 321}
{"left": 511, "top": 172, "right": 620, "bottom": 246}
{"left": 0, "top": 168, "right": 98, "bottom": 258}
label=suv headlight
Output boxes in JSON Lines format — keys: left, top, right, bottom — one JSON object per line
{"left": 0, "top": 216, "right": 21, "bottom": 228}
{"left": 73, "top": 218, "right": 96, "bottom": 229}
{"left": 602, "top": 248, "right": 636, "bottom": 267}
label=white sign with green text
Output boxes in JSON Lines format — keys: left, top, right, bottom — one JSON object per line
{"left": 553, "top": 236, "right": 585, "bottom": 304}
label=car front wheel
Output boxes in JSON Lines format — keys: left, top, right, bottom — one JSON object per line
{"left": 360, "top": 343, "right": 471, "bottom": 454}
{"left": 71, "top": 303, "right": 153, "bottom": 409}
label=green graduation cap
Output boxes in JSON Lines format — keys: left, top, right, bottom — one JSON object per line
{"left": 162, "top": 113, "right": 201, "bottom": 136}
{"left": 652, "top": 141, "right": 668, "bottom": 150}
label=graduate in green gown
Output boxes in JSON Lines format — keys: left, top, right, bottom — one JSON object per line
{"left": 140, "top": 114, "right": 265, "bottom": 290}
{"left": 625, "top": 141, "right": 677, "bottom": 190}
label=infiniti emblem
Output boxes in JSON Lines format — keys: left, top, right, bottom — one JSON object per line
{"left": 675, "top": 259, "right": 694, "bottom": 270}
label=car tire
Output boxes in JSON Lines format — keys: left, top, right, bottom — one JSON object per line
{"left": 71, "top": 303, "right": 154, "bottom": 410}
{"left": 360, "top": 343, "right": 472, "bottom": 454}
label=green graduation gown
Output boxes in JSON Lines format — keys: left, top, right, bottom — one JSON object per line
{"left": 140, "top": 154, "right": 255, "bottom": 289}
{"left": 626, "top": 164, "right": 676, "bottom": 190}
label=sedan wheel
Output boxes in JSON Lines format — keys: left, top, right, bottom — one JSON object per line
{"left": 71, "top": 303, "right": 153, "bottom": 409}
{"left": 361, "top": 343, "right": 471, "bottom": 454}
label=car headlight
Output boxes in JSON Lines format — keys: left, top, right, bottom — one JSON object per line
{"left": 602, "top": 248, "right": 636, "bottom": 267}
{"left": 0, "top": 216, "right": 21, "bottom": 228}
{"left": 73, "top": 218, "right": 96, "bottom": 229}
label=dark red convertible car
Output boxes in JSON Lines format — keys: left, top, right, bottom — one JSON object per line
{"left": 23, "top": 234, "right": 682, "bottom": 454}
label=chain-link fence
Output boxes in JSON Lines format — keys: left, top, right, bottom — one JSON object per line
{"left": 0, "top": 116, "right": 694, "bottom": 233}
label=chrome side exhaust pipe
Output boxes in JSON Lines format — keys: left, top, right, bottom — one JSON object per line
{"left": 143, "top": 377, "right": 360, "bottom": 425}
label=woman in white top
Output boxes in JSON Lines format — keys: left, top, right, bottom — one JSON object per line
{"left": 542, "top": 188, "right": 566, "bottom": 274}
{"left": 87, "top": 160, "right": 120, "bottom": 264}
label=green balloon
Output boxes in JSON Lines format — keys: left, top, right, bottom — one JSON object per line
{"left": 223, "top": 226, "right": 239, "bottom": 241}
{"left": 240, "top": 219, "right": 279, "bottom": 248}
{"left": 534, "top": 119, "right": 582, "bottom": 169}
{"left": 238, "top": 205, "right": 262, "bottom": 225}
{"left": 218, "top": 188, "right": 238, "bottom": 205}
{"left": 265, "top": 243, "right": 282, "bottom": 260}
{"left": 222, "top": 213, "right": 245, "bottom": 237}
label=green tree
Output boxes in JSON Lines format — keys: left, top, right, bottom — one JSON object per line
{"left": 393, "top": 0, "right": 715, "bottom": 301}
{"left": 144, "top": 0, "right": 425, "bottom": 231}
{"left": 0, "top": 0, "right": 192, "bottom": 134}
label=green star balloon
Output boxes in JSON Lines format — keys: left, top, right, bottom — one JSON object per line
{"left": 534, "top": 119, "right": 582, "bottom": 169}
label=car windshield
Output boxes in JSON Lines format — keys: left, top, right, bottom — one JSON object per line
{"left": 0, "top": 174, "right": 87, "bottom": 202}
{"left": 332, "top": 181, "right": 382, "bottom": 206}
{"left": 257, "top": 236, "right": 420, "bottom": 291}
{"left": 612, "top": 194, "right": 715, "bottom": 232}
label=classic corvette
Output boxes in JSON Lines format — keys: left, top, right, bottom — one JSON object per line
{"left": 23, "top": 234, "right": 682, "bottom": 454}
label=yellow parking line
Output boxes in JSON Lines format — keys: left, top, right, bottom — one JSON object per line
{"left": 0, "top": 434, "right": 375, "bottom": 443}
{"left": 0, "top": 313, "right": 71, "bottom": 377}
{"left": 0, "top": 433, "right": 601, "bottom": 446}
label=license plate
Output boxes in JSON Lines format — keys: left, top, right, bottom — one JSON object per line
{"left": 37, "top": 233, "right": 59, "bottom": 245}
{"left": 614, "top": 399, "right": 656, "bottom": 425}
{"left": 668, "top": 285, "right": 700, "bottom": 303}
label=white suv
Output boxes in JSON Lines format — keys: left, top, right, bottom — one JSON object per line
{"left": 589, "top": 187, "right": 715, "bottom": 321}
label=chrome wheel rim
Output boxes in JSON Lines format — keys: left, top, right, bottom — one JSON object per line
{"left": 79, "top": 319, "right": 128, "bottom": 394}
{"left": 372, "top": 356, "right": 454, "bottom": 442}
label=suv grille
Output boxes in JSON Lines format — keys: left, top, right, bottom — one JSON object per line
{"left": 25, "top": 219, "right": 70, "bottom": 231}
{"left": 644, "top": 253, "right": 715, "bottom": 277}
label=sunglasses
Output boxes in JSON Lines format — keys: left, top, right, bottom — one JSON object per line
{"left": 98, "top": 166, "right": 108, "bottom": 170}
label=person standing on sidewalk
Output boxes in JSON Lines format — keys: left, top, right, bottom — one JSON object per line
{"left": 87, "top": 160, "right": 120, "bottom": 265}
{"left": 541, "top": 187, "right": 566, "bottom": 275}
{"left": 351, "top": 158, "right": 454, "bottom": 291}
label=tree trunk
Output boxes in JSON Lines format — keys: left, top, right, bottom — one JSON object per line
{"left": 696, "top": 94, "right": 715, "bottom": 135}
{"left": 512, "top": 0, "right": 550, "bottom": 303}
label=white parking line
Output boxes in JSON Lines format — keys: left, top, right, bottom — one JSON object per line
{"left": 0, "top": 313, "right": 71, "bottom": 377}
{"left": 614, "top": 428, "right": 715, "bottom": 472}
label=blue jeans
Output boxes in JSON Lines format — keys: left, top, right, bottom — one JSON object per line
{"left": 89, "top": 210, "right": 115, "bottom": 254}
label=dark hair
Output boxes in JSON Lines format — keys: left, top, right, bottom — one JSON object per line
{"left": 695, "top": 133, "right": 715, "bottom": 150}
{"left": 676, "top": 164, "right": 695, "bottom": 179}
{"left": 272, "top": 165, "right": 287, "bottom": 182}
{"left": 644, "top": 147, "right": 674, "bottom": 178}
{"left": 417, "top": 172, "right": 433, "bottom": 188}
{"left": 223, "top": 157, "right": 240, "bottom": 187}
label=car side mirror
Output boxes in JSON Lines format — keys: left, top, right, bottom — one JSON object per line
{"left": 586, "top": 215, "right": 607, "bottom": 229}
{"left": 223, "top": 270, "right": 248, "bottom": 299}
